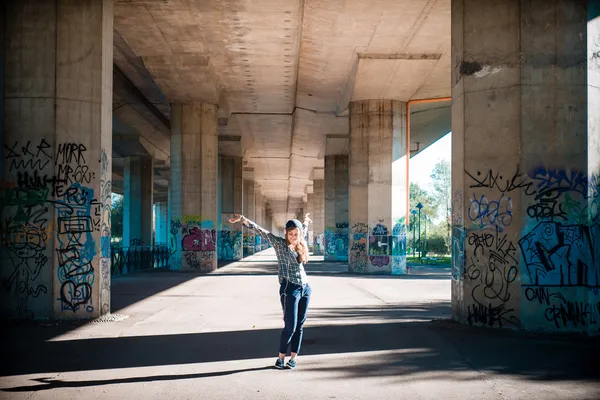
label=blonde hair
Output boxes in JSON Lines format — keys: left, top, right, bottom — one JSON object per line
{"left": 286, "top": 228, "right": 309, "bottom": 263}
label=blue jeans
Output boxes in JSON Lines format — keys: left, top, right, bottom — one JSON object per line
{"left": 279, "top": 279, "right": 312, "bottom": 355}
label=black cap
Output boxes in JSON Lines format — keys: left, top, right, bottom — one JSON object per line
{"left": 285, "top": 219, "right": 302, "bottom": 230}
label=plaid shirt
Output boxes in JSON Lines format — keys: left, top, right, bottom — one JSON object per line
{"left": 245, "top": 218, "right": 309, "bottom": 286}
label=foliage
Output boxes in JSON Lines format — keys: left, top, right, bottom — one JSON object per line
{"left": 426, "top": 234, "right": 448, "bottom": 254}
{"left": 409, "top": 182, "right": 438, "bottom": 229}
{"left": 430, "top": 160, "right": 451, "bottom": 249}
{"left": 111, "top": 193, "right": 124, "bottom": 241}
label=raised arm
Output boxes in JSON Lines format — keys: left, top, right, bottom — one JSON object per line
{"left": 228, "top": 213, "right": 282, "bottom": 246}
{"left": 302, "top": 213, "right": 312, "bottom": 241}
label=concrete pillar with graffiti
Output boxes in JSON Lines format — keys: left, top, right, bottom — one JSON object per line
{"left": 169, "top": 103, "right": 218, "bottom": 272}
{"left": 312, "top": 176, "right": 325, "bottom": 255}
{"left": 348, "top": 100, "right": 408, "bottom": 275}
{"left": 242, "top": 178, "right": 255, "bottom": 257}
{"left": 324, "top": 154, "right": 349, "bottom": 261}
{"left": 218, "top": 155, "right": 243, "bottom": 261}
{"left": 0, "top": 0, "right": 113, "bottom": 319}
{"left": 451, "top": 0, "right": 599, "bottom": 334}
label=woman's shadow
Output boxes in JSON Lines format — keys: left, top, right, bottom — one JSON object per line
{"left": 2, "top": 365, "right": 277, "bottom": 392}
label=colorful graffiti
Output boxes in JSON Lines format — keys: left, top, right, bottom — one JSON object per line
{"left": 461, "top": 166, "right": 599, "bottom": 332}
{"left": 218, "top": 230, "right": 242, "bottom": 261}
{"left": 391, "top": 222, "right": 407, "bottom": 275}
{"left": 179, "top": 217, "right": 217, "bottom": 270}
{"left": 313, "top": 233, "right": 324, "bottom": 255}
{"left": 369, "top": 223, "right": 389, "bottom": 267}
{"left": 349, "top": 223, "right": 368, "bottom": 273}
{"left": 1, "top": 139, "right": 109, "bottom": 316}
{"left": 324, "top": 222, "right": 349, "bottom": 261}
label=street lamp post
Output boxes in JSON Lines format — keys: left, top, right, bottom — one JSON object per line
{"left": 411, "top": 210, "right": 417, "bottom": 257}
{"left": 423, "top": 214, "right": 428, "bottom": 258}
{"left": 416, "top": 202, "right": 423, "bottom": 261}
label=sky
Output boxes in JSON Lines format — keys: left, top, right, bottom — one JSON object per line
{"left": 409, "top": 131, "right": 451, "bottom": 192}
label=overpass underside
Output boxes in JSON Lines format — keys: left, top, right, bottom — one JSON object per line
{"left": 0, "top": 0, "right": 599, "bottom": 336}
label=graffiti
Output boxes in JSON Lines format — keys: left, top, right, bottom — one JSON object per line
{"left": 55, "top": 183, "right": 96, "bottom": 312}
{"left": 519, "top": 222, "right": 598, "bottom": 287}
{"left": 468, "top": 193, "right": 513, "bottom": 231}
{"left": 2, "top": 139, "right": 108, "bottom": 317}
{"left": 2, "top": 222, "right": 49, "bottom": 318}
{"left": 183, "top": 251, "right": 200, "bottom": 268}
{"left": 468, "top": 232, "right": 494, "bottom": 256}
{"left": 335, "top": 222, "right": 348, "bottom": 229}
{"left": 325, "top": 226, "right": 348, "bottom": 261}
{"left": 467, "top": 303, "right": 517, "bottom": 327}
{"left": 313, "top": 233, "right": 324, "bottom": 255}
{"left": 391, "top": 222, "right": 407, "bottom": 275}
{"left": 463, "top": 165, "right": 599, "bottom": 331}
{"left": 369, "top": 224, "right": 389, "bottom": 267}
{"left": 5, "top": 139, "right": 52, "bottom": 172}
{"left": 255, "top": 235, "right": 262, "bottom": 253}
{"left": 182, "top": 227, "right": 216, "bottom": 252}
{"left": 464, "top": 224, "right": 520, "bottom": 327}
{"left": 467, "top": 167, "right": 589, "bottom": 199}
{"left": 218, "top": 230, "right": 242, "bottom": 260}
{"left": 452, "top": 226, "right": 466, "bottom": 280}
{"left": 243, "top": 232, "right": 255, "bottom": 256}
{"left": 524, "top": 287, "right": 600, "bottom": 329}
{"left": 129, "top": 238, "right": 143, "bottom": 247}
{"left": 182, "top": 214, "right": 214, "bottom": 228}
{"left": 198, "top": 250, "right": 216, "bottom": 270}
{"left": 350, "top": 223, "right": 368, "bottom": 272}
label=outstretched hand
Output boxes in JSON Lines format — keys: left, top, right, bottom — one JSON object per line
{"left": 228, "top": 213, "right": 243, "bottom": 224}
{"left": 303, "top": 213, "right": 313, "bottom": 224}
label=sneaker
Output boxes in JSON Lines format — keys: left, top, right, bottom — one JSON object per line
{"left": 274, "top": 357, "right": 285, "bottom": 369}
{"left": 285, "top": 358, "right": 297, "bottom": 369}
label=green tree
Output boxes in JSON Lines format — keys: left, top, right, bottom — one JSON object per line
{"left": 409, "top": 182, "right": 438, "bottom": 254}
{"left": 430, "top": 160, "right": 451, "bottom": 250}
{"left": 111, "top": 193, "right": 124, "bottom": 244}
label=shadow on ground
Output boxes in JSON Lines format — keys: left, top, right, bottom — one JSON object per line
{"left": 1, "top": 301, "right": 598, "bottom": 392}
{"left": 110, "top": 269, "right": 201, "bottom": 312}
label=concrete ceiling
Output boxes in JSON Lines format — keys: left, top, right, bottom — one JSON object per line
{"left": 113, "top": 0, "right": 451, "bottom": 227}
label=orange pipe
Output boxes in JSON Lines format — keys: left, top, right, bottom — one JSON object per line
{"left": 405, "top": 97, "right": 452, "bottom": 226}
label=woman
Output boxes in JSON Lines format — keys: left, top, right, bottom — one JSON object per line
{"left": 228, "top": 212, "right": 312, "bottom": 370}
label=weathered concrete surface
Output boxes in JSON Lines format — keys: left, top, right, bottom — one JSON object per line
{"left": 349, "top": 100, "right": 407, "bottom": 275}
{"left": 169, "top": 103, "right": 218, "bottom": 271}
{"left": 1, "top": 250, "right": 598, "bottom": 400}
{"left": 1, "top": 0, "right": 113, "bottom": 319}
{"left": 451, "top": 0, "right": 599, "bottom": 335}
{"left": 112, "top": 0, "right": 451, "bottom": 225}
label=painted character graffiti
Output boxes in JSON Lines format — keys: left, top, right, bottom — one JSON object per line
{"left": 2, "top": 223, "right": 48, "bottom": 317}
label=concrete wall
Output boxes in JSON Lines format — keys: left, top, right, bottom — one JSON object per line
{"left": 1, "top": 0, "right": 113, "bottom": 319}
{"left": 218, "top": 156, "right": 243, "bottom": 261}
{"left": 324, "top": 155, "right": 349, "bottom": 261}
{"left": 451, "top": 0, "right": 599, "bottom": 334}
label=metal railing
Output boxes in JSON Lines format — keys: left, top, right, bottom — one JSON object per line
{"left": 111, "top": 244, "right": 170, "bottom": 276}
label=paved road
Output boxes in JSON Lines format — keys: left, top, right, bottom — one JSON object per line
{"left": 1, "top": 250, "right": 598, "bottom": 399}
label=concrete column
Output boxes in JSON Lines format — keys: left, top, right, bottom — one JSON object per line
{"left": 349, "top": 100, "right": 407, "bottom": 275}
{"left": 218, "top": 156, "right": 243, "bottom": 261}
{"left": 451, "top": 0, "right": 598, "bottom": 333}
{"left": 243, "top": 179, "right": 255, "bottom": 256}
{"left": 254, "top": 192, "right": 263, "bottom": 252}
{"left": 123, "top": 156, "right": 153, "bottom": 247}
{"left": 169, "top": 103, "right": 218, "bottom": 271}
{"left": 155, "top": 202, "right": 169, "bottom": 245}
{"left": 306, "top": 193, "right": 314, "bottom": 250}
{"left": 312, "top": 179, "right": 325, "bottom": 255}
{"left": 324, "top": 155, "right": 349, "bottom": 261}
{"left": 1, "top": 0, "right": 113, "bottom": 319}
